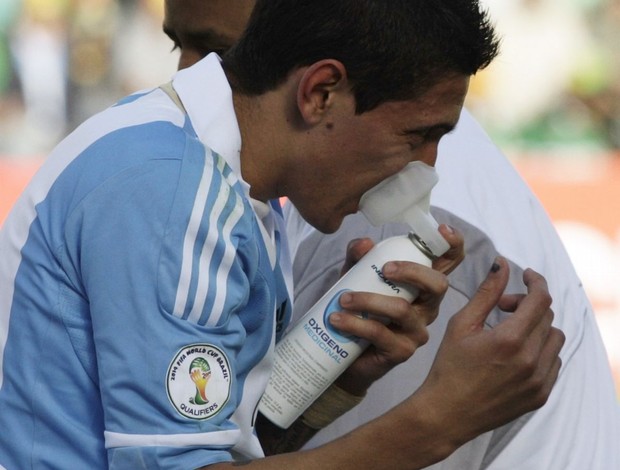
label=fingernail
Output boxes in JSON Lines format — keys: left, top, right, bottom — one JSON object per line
{"left": 329, "top": 312, "right": 342, "bottom": 324}
{"left": 441, "top": 223, "right": 455, "bottom": 234}
{"left": 490, "top": 259, "right": 501, "bottom": 273}
{"left": 383, "top": 262, "right": 397, "bottom": 275}
{"left": 339, "top": 293, "right": 352, "bottom": 306}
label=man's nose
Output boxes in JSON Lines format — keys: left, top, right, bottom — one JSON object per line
{"left": 413, "top": 143, "right": 439, "bottom": 167}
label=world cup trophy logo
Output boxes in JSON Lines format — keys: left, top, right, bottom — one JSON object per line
{"left": 167, "top": 344, "right": 231, "bottom": 420}
{"left": 189, "top": 357, "right": 212, "bottom": 405}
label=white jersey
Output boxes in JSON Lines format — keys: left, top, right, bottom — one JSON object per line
{"left": 285, "top": 109, "right": 620, "bottom": 469}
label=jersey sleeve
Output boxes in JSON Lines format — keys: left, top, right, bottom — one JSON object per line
{"left": 60, "top": 130, "right": 270, "bottom": 468}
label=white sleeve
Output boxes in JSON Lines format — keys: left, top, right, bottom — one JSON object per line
{"left": 438, "top": 111, "right": 620, "bottom": 470}
{"left": 286, "top": 108, "right": 620, "bottom": 469}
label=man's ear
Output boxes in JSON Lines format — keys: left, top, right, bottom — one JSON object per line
{"left": 296, "top": 59, "right": 348, "bottom": 125}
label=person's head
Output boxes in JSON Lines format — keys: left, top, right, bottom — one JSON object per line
{"left": 222, "top": 0, "right": 499, "bottom": 114}
{"left": 163, "top": 1, "right": 500, "bottom": 234}
{"left": 163, "top": 0, "right": 254, "bottom": 70}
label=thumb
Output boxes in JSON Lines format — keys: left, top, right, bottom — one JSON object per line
{"left": 432, "top": 224, "right": 465, "bottom": 275}
{"left": 450, "top": 256, "right": 510, "bottom": 333}
{"left": 340, "top": 237, "right": 375, "bottom": 276}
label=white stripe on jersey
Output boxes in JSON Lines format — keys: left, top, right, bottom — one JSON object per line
{"left": 0, "top": 89, "right": 184, "bottom": 389}
{"left": 201, "top": 195, "right": 244, "bottom": 327}
{"left": 172, "top": 157, "right": 214, "bottom": 319}
{"left": 188, "top": 156, "right": 244, "bottom": 326}
{"left": 104, "top": 429, "right": 241, "bottom": 449}
{"left": 207, "top": 155, "right": 248, "bottom": 328}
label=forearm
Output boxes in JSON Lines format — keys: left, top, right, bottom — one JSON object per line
{"left": 199, "top": 390, "right": 461, "bottom": 470}
{"left": 257, "top": 382, "right": 366, "bottom": 455}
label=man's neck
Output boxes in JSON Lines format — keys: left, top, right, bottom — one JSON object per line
{"left": 232, "top": 89, "right": 295, "bottom": 203}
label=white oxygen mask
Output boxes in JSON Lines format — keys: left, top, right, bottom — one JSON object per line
{"left": 358, "top": 160, "right": 450, "bottom": 258}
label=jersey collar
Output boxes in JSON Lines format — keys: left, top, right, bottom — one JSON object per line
{"left": 171, "top": 53, "right": 249, "bottom": 196}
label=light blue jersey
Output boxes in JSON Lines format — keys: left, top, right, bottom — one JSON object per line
{"left": 0, "top": 55, "right": 291, "bottom": 469}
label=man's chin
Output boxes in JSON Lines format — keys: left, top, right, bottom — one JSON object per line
{"left": 309, "top": 219, "right": 339, "bottom": 235}
{"left": 307, "top": 212, "right": 357, "bottom": 235}
{"left": 288, "top": 200, "right": 355, "bottom": 234}
{"left": 296, "top": 212, "right": 341, "bottom": 234}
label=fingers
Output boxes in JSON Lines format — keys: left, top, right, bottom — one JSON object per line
{"left": 330, "top": 307, "right": 424, "bottom": 364}
{"left": 341, "top": 261, "right": 448, "bottom": 325}
{"left": 408, "top": 263, "right": 565, "bottom": 440}
{"left": 449, "top": 257, "right": 510, "bottom": 333}
{"left": 330, "top": 291, "right": 426, "bottom": 349}
{"left": 496, "top": 270, "right": 564, "bottom": 405}
{"left": 531, "top": 327, "right": 565, "bottom": 406}
{"left": 483, "top": 267, "right": 564, "bottom": 410}
{"left": 341, "top": 224, "right": 465, "bottom": 279}
{"left": 501, "top": 268, "right": 553, "bottom": 336}
{"left": 329, "top": 261, "right": 450, "bottom": 362}
{"left": 330, "top": 231, "right": 462, "bottom": 394}
{"left": 432, "top": 224, "right": 465, "bottom": 275}
{"left": 340, "top": 238, "right": 375, "bottom": 276}
{"left": 496, "top": 293, "right": 524, "bottom": 312}
{"left": 496, "top": 324, "right": 564, "bottom": 414}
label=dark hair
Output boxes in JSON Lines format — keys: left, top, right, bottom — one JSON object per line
{"left": 222, "top": 0, "right": 499, "bottom": 114}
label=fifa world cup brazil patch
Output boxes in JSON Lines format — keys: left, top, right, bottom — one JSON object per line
{"left": 167, "top": 344, "right": 232, "bottom": 420}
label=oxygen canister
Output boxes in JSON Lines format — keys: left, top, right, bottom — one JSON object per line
{"left": 258, "top": 232, "right": 437, "bottom": 429}
{"left": 259, "top": 161, "right": 450, "bottom": 428}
